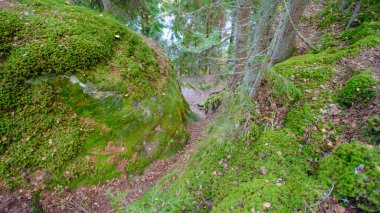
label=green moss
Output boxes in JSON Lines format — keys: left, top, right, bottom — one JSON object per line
{"left": 45, "top": 77, "right": 189, "bottom": 186}
{"left": 364, "top": 115, "right": 380, "bottom": 144}
{"left": 0, "top": 10, "right": 23, "bottom": 59}
{"left": 198, "top": 92, "right": 223, "bottom": 113}
{"left": 0, "top": 82, "right": 87, "bottom": 187}
{"left": 319, "top": 142, "right": 380, "bottom": 212}
{"left": 342, "top": 22, "right": 380, "bottom": 44}
{"left": 317, "top": 0, "right": 380, "bottom": 30}
{"left": 284, "top": 105, "right": 315, "bottom": 135}
{"left": 0, "top": 0, "right": 190, "bottom": 189}
{"left": 338, "top": 73, "right": 378, "bottom": 108}
{"left": 319, "top": 13, "right": 339, "bottom": 30}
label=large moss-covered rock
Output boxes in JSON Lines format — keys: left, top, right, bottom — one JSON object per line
{"left": 0, "top": 0, "right": 190, "bottom": 188}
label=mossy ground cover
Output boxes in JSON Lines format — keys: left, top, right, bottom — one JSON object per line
{"left": 0, "top": 0, "right": 190, "bottom": 189}
{"left": 121, "top": 3, "right": 380, "bottom": 212}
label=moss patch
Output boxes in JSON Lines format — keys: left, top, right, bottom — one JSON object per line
{"left": 338, "top": 73, "right": 378, "bottom": 108}
{"left": 319, "top": 142, "right": 380, "bottom": 212}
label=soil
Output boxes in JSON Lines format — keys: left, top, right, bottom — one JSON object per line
{"left": 0, "top": 0, "right": 18, "bottom": 10}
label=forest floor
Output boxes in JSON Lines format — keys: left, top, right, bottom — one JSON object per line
{"left": 0, "top": 76, "right": 224, "bottom": 213}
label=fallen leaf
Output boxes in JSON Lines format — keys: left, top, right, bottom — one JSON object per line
{"left": 334, "top": 204, "right": 346, "bottom": 213}
{"left": 263, "top": 202, "right": 271, "bottom": 208}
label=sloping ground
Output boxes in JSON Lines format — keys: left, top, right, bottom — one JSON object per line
{"left": 0, "top": 0, "right": 190, "bottom": 211}
{"left": 120, "top": 1, "right": 380, "bottom": 212}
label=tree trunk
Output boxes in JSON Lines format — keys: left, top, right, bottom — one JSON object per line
{"left": 101, "top": 0, "right": 112, "bottom": 12}
{"left": 228, "top": 9, "right": 237, "bottom": 57}
{"left": 242, "top": 0, "right": 278, "bottom": 88}
{"left": 270, "top": 0, "right": 307, "bottom": 64}
{"left": 231, "top": 0, "right": 252, "bottom": 87}
{"left": 217, "top": 1, "right": 226, "bottom": 39}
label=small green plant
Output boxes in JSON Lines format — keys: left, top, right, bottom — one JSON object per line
{"left": 364, "top": 115, "right": 380, "bottom": 143}
{"left": 198, "top": 92, "right": 223, "bottom": 113}
{"left": 338, "top": 73, "right": 378, "bottom": 108}
{"left": 32, "top": 190, "right": 43, "bottom": 213}
{"left": 199, "top": 82, "right": 212, "bottom": 91}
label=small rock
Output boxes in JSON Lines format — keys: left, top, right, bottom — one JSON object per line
{"left": 261, "top": 166, "right": 267, "bottom": 175}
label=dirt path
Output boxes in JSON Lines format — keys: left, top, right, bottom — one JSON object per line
{"left": 36, "top": 77, "right": 222, "bottom": 212}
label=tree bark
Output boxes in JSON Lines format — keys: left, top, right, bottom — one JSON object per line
{"left": 101, "top": 0, "right": 112, "bottom": 12}
{"left": 231, "top": 0, "right": 252, "bottom": 87}
{"left": 270, "top": 0, "right": 307, "bottom": 64}
{"left": 228, "top": 9, "right": 236, "bottom": 56}
{"left": 242, "top": 0, "right": 278, "bottom": 88}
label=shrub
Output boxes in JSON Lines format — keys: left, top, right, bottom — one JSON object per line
{"left": 338, "top": 73, "right": 377, "bottom": 107}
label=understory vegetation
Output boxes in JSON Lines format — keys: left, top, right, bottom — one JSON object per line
{"left": 117, "top": 1, "right": 380, "bottom": 212}
{"left": 0, "top": 0, "right": 190, "bottom": 189}
{"left": 1, "top": 0, "right": 379, "bottom": 212}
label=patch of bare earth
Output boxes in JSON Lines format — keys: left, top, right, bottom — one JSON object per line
{"left": 295, "top": 1, "right": 325, "bottom": 55}
{"left": 336, "top": 45, "right": 380, "bottom": 143}
{"left": 254, "top": 81, "right": 290, "bottom": 129}
{"left": 0, "top": 0, "right": 18, "bottom": 10}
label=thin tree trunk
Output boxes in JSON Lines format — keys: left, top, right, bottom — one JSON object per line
{"left": 217, "top": 0, "right": 226, "bottom": 39}
{"left": 228, "top": 9, "right": 237, "bottom": 57}
{"left": 242, "top": 0, "right": 278, "bottom": 88}
{"left": 101, "top": 0, "right": 112, "bottom": 12}
{"left": 270, "top": 0, "right": 307, "bottom": 64}
{"left": 231, "top": 0, "right": 252, "bottom": 87}
{"left": 346, "top": 1, "right": 360, "bottom": 30}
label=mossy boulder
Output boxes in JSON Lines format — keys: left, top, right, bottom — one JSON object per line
{"left": 319, "top": 142, "right": 380, "bottom": 212}
{"left": 338, "top": 73, "right": 378, "bottom": 108}
{"left": 0, "top": 0, "right": 190, "bottom": 188}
